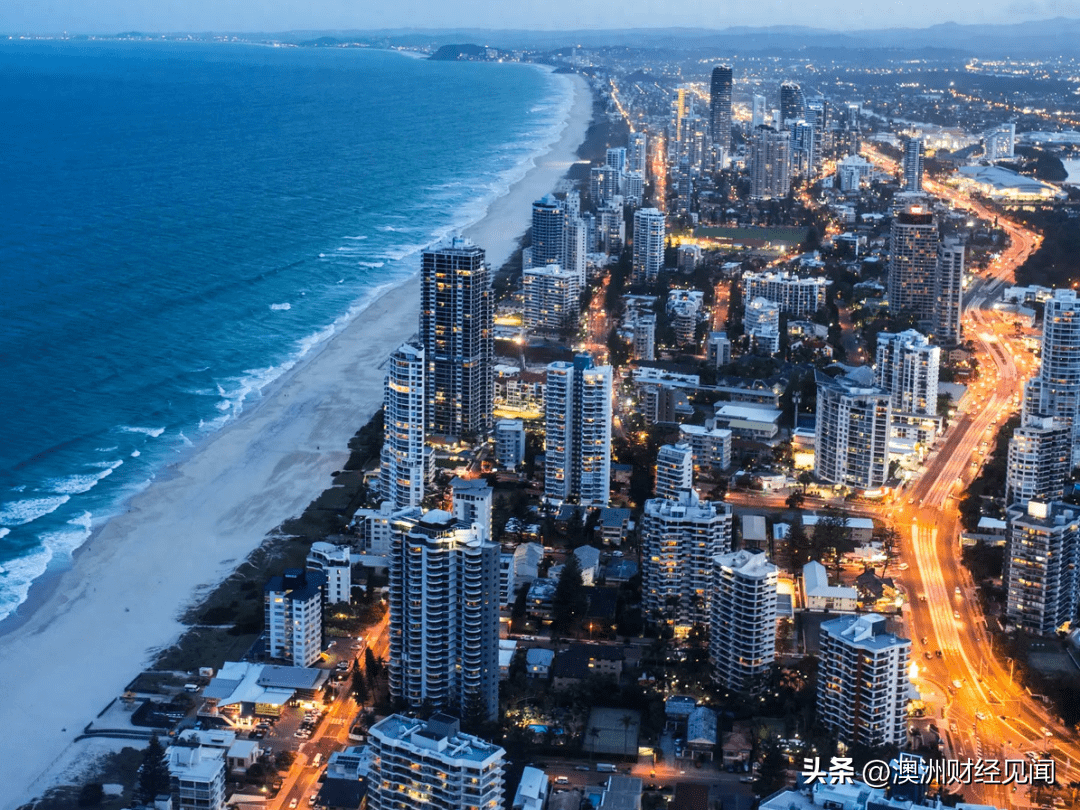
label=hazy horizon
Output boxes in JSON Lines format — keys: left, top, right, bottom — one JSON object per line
{"left": 3, "top": 0, "right": 1079, "bottom": 37}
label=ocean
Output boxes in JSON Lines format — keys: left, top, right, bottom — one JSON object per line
{"left": 0, "top": 40, "right": 571, "bottom": 622}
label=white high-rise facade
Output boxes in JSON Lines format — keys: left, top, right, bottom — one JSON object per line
{"left": 1006, "top": 417, "right": 1071, "bottom": 506}
{"left": 307, "top": 542, "right": 352, "bottom": 605}
{"left": 710, "top": 550, "right": 778, "bottom": 693}
{"left": 874, "top": 330, "right": 940, "bottom": 436}
{"left": 1005, "top": 500, "right": 1080, "bottom": 636}
{"left": 632, "top": 208, "right": 665, "bottom": 286}
{"left": 745, "top": 297, "right": 781, "bottom": 355}
{"left": 984, "top": 123, "right": 1016, "bottom": 162}
{"left": 934, "top": 239, "right": 965, "bottom": 345}
{"left": 450, "top": 476, "right": 493, "bottom": 542}
{"left": 655, "top": 442, "right": 694, "bottom": 500}
{"left": 678, "top": 424, "right": 732, "bottom": 471}
{"left": 544, "top": 355, "right": 612, "bottom": 506}
{"left": 628, "top": 132, "right": 648, "bottom": 177}
{"left": 367, "top": 714, "right": 506, "bottom": 810}
{"left": 742, "top": 270, "right": 828, "bottom": 317}
{"left": 1027, "top": 290, "right": 1080, "bottom": 467}
{"left": 523, "top": 264, "right": 580, "bottom": 333}
{"left": 815, "top": 368, "right": 891, "bottom": 491}
{"left": 388, "top": 510, "right": 500, "bottom": 722}
{"left": 380, "top": 342, "right": 426, "bottom": 510}
{"left": 818, "top": 614, "right": 911, "bottom": 747}
{"left": 265, "top": 568, "right": 325, "bottom": 667}
{"left": 495, "top": 418, "right": 526, "bottom": 469}
{"left": 530, "top": 194, "right": 564, "bottom": 267}
{"left": 641, "top": 489, "right": 733, "bottom": 632}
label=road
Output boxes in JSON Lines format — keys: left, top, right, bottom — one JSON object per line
{"left": 854, "top": 148, "right": 1072, "bottom": 807}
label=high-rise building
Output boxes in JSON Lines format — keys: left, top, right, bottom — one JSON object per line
{"left": 1027, "top": 290, "right": 1080, "bottom": 466}
{"left": 544, "top": 354, "right": 612, "bottom": 506}
{"left": 632, "top": 208, "right": 665, "bottom": 285}
{"left": 745, "top": 297, "right": 781, "bottom": 355}
{"left": 709, "top": 64, "right": 733, "bottom": 157}
{"left": 641, "top": 489, "right": 733, "bottom": 632}
{"left": 815, "top": 368, "right": 891, "bottom": 491}
{"left": 167, "top": 744, "right": 227, "bottom": 810}
{"left": 789, "top": 120, "right": 816, "bottom": 179}
{"left": 495, "top": 418, "right": 526, "bottom": 469}
{"left": 934, "top": 239, "right": 965, "bottom": 345}
{"left": 622, "top": 171, "right": 645, "bottom": 207}
{"left": 670, "top": 85, "right": 693, "bottom": 147}
{"left": 589, "top": 166, "right": 608, "bottom": 205}
{"left": 749, "top": 126, "right": 792, "bottom": 200}
{"left": 874, "top": 330, "right": 940, "bottom": 439}
{"left": 265, "top": 568, "right": 325, "bottom": 667}
{"left": 307, "top": 542, "right": 352, "bottom": 605}
{"left": 903, "top": 137, "right": 924, "bottom": 192}
{"left": 742, "top": 270, "right": 828, "bottom": 317}
{"left": 632, "top": 312, "right": 656, "bottom": 362}
{"left": 530, "top": 194, "right": 564, "bottom": 267}
{"left": 367, "top": 713, "right": 506, "bottom": 810}
{"left": 710, "top": 550, "right": 777, "bottom": 693}
{"left": 563, "top": 215, "right": 588, "bottom": 285}
{"left": 678, "top": 424, "right": 733, "bottom": 471}
{"left": 817, "top": 614, "right": 911, "bottom": 747}
{"left": 751, "top": 94, "right": 767, "bottom": 129}
{"left": 1006, "top": 417, "right": 1071, "bottom": 506}
{"left": 450, "top": 476, "right": 493, "bottom": 542}
{"left": 887, "top": 207, "right": 938, "bottom": 326}
{"left": 655, "top": 442, "right": 694, "bottom": 499}
{"left": 1005, "top": 500, "right": 1080, "bottom": 636}
{"left": 984, "top": 123, "right": 1016, "bottom": 162}
{"left": 420, "top": 238, "right": 493, "bottom": 440}
{"left": 597, "top": 200, "right": 625, "bottom": 256}
{"left": 388, "top": 510, "right": 500, "bottom": 722}
{"left": 523, "top": 265, "right": 580, "bottom": 333}
{"left": 380, "top": 342, "right": 426, "bottom": 509}
{"left": 706, "top": 331, "right": 732, "bottom": 368}
{"left": 779, "top": 81, "right": 805, "bottom": 124}
{"left": 606, "top": 146, "right": 627, "bottom": 175}
{"left": 628, "top": 132, "right": 648, "bottom": 177}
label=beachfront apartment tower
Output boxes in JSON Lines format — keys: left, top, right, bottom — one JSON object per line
{"left": 265, "top": 568, "right": 326, "bottom": 667}
{"left": 655, "top": 442, "right": 694, "bottom": 500}
{"left": 530, "top": 194, "right": 564, "bottom": 267}
{"left": 1025, "top": 289, "right": 1080, "bottom": 467}
{"left": 306, "top": 541, "right": 352, "bottom": 605}
{"left": 1006, "top": 417, "right": 1071, "bottom": 507}
{"left": 710, "top": 549, "right": 778, "bottom": 694}
{"left": 903, "top": 137, "right": 925, "bottom": 192}
{"left": 167, "top": 744, "right": 227, "bottom": 810}
{"left": 632, "top": 208, "right": 665, "bottom": 286}
{"left": 710, "top": 64, "right": 733, "bottom": 158}
{"left": 641, "top": 489, "right": 733, "bottom": 633}
{"left": 523, "top": 264, "right": 580, "bottom": 333}
{"left": 420, "top": 238, "right": 494, "bottom": 441}
{"left": 388, "top": 510, "right": 500, "bottom": 722}
{"left": 544, "top": 354, "right": 612, "bottom": 506}
{"left": 818, "top": 614, "right": 911, "bottom": 747}
{"left": 935, "top": 239, "right": 965, "bottom": 345}
{"left": 814, "top": 368, "right": 891, "bottom": 491}
{"left": 749, "top": 126, "right": 792, "bottom": 200}
{"left": 380, "top": 341, "right": 426, "bottom": 510}
{"left": 367, "top": 713, "right": 506, "bottom": 810}
{"left": 874, "top": 329, "right": 940, "bottom": 439}
{"left": 887, "top": 207, "right": 939, "bottom": 328}
{"left": 1005, "top": 500, "right": 1080, "bottom": 636}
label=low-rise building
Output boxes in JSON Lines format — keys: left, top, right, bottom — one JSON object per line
{"left": 526, "top": 647, "right": 555, "bottom": 678}
{"left": 551, "top": 644, "right": 625, "bottom": 690}
{"left": 678, "top": 424, "right": 732, "bottom": 471}
{"left": 711, "top": 403, "right": 782, "bottom": 441}
{"left": 166, "top": 744, "right": 226, "bottom": 810}
{"left": 802, "top": 561, "right": 858, "bottom": 612}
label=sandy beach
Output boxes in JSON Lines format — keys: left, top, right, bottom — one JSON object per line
{"left": 0, "top": 70, "right": 592, "bottom": 808}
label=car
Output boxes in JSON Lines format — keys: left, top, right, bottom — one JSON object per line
{"left": 575, "top": 766, "right": 590, "bottom": 771}
{"left": 976, "top": 711, "right": 988, "bottom": 721}
{"left": 289, "top": 800, "right": 299, "bottom": 810}
{"left": 954, "top": 587, "right": 961, "bottom": 596}
{"left": 921, "top": 637, "right": 929, "bottom": 645}
{"left": 954, "top": 611, "right": 961, "bottom": 619}
{"left": 924, "top": 652, "right": 933, "bottom": 659}
{"left": 555, "top": 776, "right": 569, "bottom": 785}
{"left": 935, "top": 650, "right": 943, "bottom": 658}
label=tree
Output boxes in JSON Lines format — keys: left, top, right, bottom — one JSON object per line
{"left": 753, "top": 735, "right": 788, "bottom": 797}
{"left": 78, "top": 783, "right": 104, "bottom": 807}
{"left": 137, "top": 734, "right": 172, "bottom": 804}
{"left": 275, "top": 750, "right": 296, "bottom": 771}
{"left": 552, "top": 553, "right": 588, "bottom": 632}
{"left": 788, "top": 517, "right": 813, "bottom": 569}
{"left": 351, "top": 664, "right": 371, "bottom": 703}
{"left": 785, "top": 491, "right": 805, "bottom": 510}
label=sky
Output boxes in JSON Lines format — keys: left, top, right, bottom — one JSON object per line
{"left": 2, "top": 0, "right": 1079, "bottom": 35}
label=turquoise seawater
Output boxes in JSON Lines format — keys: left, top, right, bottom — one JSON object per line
{"left": 0, "top": 40, "right": 570, "bottom": 620}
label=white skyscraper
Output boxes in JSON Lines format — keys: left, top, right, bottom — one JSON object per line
{"left": 903, "top": 137, "right": 924, "bottom": 192}
{"left": 745, "top": 297, "right": 781, "bottom": 355}
{"left": 751, "top": 94, "right": 767, "bottom": 129}
{"left": 1027, "top": 289, "right": 1080, "bottom": 466}
{"left": 742, "top": 270, "right": 828, "bottom": 317}
{"left": 544, "top": 355, "right": 612, "bottom": 506}
{"left": 530, "top": 194, "right": 564, "bottom": 267}
{"left": 641, "top": 489, "right": 733, "bottom": 632}
{"left": 495, "top": 418, "right": 526, "bottom": 469}
{"left": 632, "top": 208, "right": 665, "bottom": 285}
{"left": 632, "top": 312, "right": 656, "bottom": 362}
{"left": 628, "top": 131, "right": 648, "bottom": 177}
{"left": 678, "top": 424, "right": 733, "bottom": 471}
{"left": 818, "top": 614, "right": 911, "bottom": 747}
{"left": 523, "top": 264, "right": 580, "bottom": 333}
{"left": 984, "top": 123, "right": 1016, "bottom": 162}
{"left": 874, "top": 329, "right": 940, "bottom": 440}
{"left": 1005, "top": 500, "right": 1080, "bottom": 636}
{"left": 265, "top": 568, "right": 325, "bottom": 667}
{"left": 1005, "top": 417, "right": 1070, "bottom": 506}
{"left": 388, "top": 510, "right": 500, "bottom": 722}
{"left": 450, "top": 476, "right": 493, "bottom": 542}
{"left": 367, "top": 714, "right": 506, "bottom": 810}
{"left": 563, "top": 214, "right": 588, "bottom": 286}
{"left": 815, "top": 368, "right": 891, "bottom": 491}
{"left": 306, "top": 542, "right": 352, "bottom": 605}
{"left": 711, "top": 550, "right": 777, "bottom": 693}
{"left": 380, "top": 342, "right": 426, "bottom": 510}
{"left": 655, "top": 442, "right": 694, "bottom": 500}
{"left": 934, "top": 239, "right": 965, "bottom": 345}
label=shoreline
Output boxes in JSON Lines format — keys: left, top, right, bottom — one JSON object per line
{"left": 0, "top": 70, "right": 593, "bottom": 809}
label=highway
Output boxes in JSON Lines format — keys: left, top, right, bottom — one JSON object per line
{"left": 858, "top": 145, "right": 1072, "bottom": 807}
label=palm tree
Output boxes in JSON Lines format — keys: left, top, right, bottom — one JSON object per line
{"left": 618, "top": 714, "right": 636, "bottom": 757}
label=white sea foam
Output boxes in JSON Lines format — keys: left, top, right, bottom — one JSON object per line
{"left": 0, "top": 528, "right": 8, "bottom": 540}
{"left": 0, "top": 495, "right": 71, "bottom": 527}
{"left": 357, "top": 261, "right": 385, "bottom": 269}
{"left": 94, "top": 446, "right": 119, "bottom": 453}
{"left": 377, "top": 225, "right": 407, "bottom": 232}
{"left": 343, "top": 235, "right": 368, "bottom": 240}
{"left": 130, "top": 450, "right": 141, "bottom": 458}
{"left": 47, "top": 460, "right": 123, "bottom": 495}
{"left": 318, "top": 253, "right": 326, "bottom": 258}
{"left": 269, "top": 302, "right": 292, "bottom": 311}
{"left": 178, "top": 432, "right": 194, "bottom": 448}
{"left": 120, "top": 426, "right": 166, "bottom": 438}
